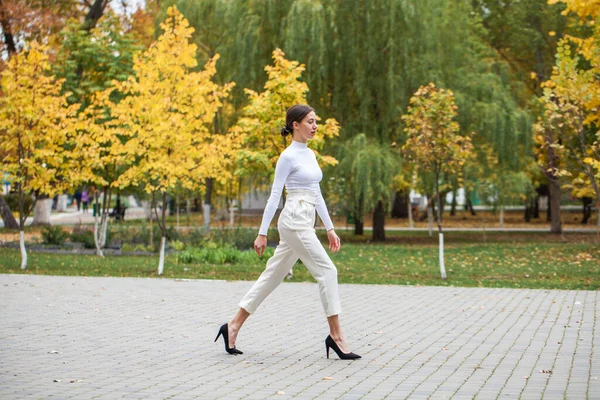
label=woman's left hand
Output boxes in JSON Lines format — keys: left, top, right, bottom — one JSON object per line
{"left": 327, "top": 229, "right": 341, "bottom": 253}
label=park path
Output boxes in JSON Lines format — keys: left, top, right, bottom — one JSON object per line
{"left": 0, "top": 274, "right": 598, "bottom": 399}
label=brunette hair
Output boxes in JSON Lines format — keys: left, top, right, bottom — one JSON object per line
{"left": 280, "top": 104, "right": 314, "bottom": 137}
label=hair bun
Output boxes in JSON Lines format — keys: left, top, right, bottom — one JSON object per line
{"left": 280, "top": 125, "right": 292, "bottom": 137}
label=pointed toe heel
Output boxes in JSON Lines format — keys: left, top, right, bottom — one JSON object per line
{"left": 215, "top": 323, "right": 243, "bottom": 355}
{"left": 325, "top": 335, "right": 361, "bottom": 360}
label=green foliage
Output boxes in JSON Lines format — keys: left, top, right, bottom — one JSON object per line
{"left": 41, "top": 226, "right": 69, "bottom": 246}
{"left": 170, "top": 240, "right": 185, "bottom": 251}
{"left": 70, "top": 228, "right": 113, "bottom": 249}
{"left": 3, "top": 194, "right": 33, "bottom": 214}
{"left": 177, "top": 245, "right": 273, "bottom": 265}
{"left": 207, "top": 227, "right": 258, "bottom": 250}
{"left": 335, "top": 134, "right": 396, "bottom": 217}
{"left": 109, "top": 225, "right": 181, "bottom": 251}
{"left": 52, "top": 12, "right": 141, "bottom": 110}
{"left": 69, "top": 229, "right": 96, "bottom": 249}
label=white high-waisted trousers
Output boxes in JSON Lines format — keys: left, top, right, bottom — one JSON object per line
{"left": 239, "top": 189, "right": 342, "bottom": 317}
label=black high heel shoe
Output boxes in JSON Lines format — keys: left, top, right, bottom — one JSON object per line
{"left": 215, "top": 323, "right": 243, "bottom": 355}
{"left": 325, "top": 335, "right": 361, "bottom": 360}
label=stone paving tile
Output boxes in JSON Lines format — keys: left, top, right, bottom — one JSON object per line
{"left": 0, "top": 274, "right": 598, "bottom": 399}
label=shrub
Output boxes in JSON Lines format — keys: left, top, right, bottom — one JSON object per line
{"left": 41, "top": 226, "right": 68, "bottom": 246}
{"left": 4, "top": 193, "right": 33, "bottom": 215}
{"left": 69, "top": 229, "right": 95, "bottom": 249}
{"left": 208, "top": 227, "right": 256, "bottom": 250}
{"left": 176, "top": 244, "right": 272, "bottom": 265}
{"left": 69, "top": 228, "right": 113, "bottom": 249}
{"left": 170, "top": 240, "right": 185, "bottom": 251}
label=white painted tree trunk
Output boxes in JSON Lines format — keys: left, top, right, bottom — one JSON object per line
{"left": 203, "top": 204, "right": 211, "bottom": 229}
{"left": 56, "top": 195, "right": 68, "bottom": 212}
{"left": 20, "top": 230, "right": 27, "bottom": 270}
{"left": 427, "top": 203, "right": 433, "bottom": 236}
{"left": 93, "top": 213, "right": 104, "bottom": 257}
{"left": 33, "top": 198, "right": 52, "bottom": 225}
{"left": 100, "top": 216, "right": 109, "bottom": 247}
{"left": 229, "top": 200, "right": 236, "bottom": 227}
{"left": 439, "top": 233, "right": 447, "bottom": 279}
{"left": 408, "top": 199, "right": 414, "bottom": 229}
{"left": 499, "top": 206, "right": 504, "bottom": 228}
{"left": 158, "top": 236, "right": 166, "bottom": 275}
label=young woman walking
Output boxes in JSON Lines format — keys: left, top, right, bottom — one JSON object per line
{"left": 215, "top": 104, "right": 361, "bottom": 360}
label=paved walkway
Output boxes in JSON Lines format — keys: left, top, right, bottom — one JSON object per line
{"left": 0, "top": 275, "right": 598, "bottom": 399}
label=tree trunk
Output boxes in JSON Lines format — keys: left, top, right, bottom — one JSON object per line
{"left": 408, "top": 196, "right": 414, "bottom": 229}
{"left": 391, "top": 191, "right": 408, "bottom": 218}
{"left": 499, "top": 206, "right": 504, "bottom": 228}
{"left": 372, "top": 200, "right": 385, "bottom": 241}
{"left": 33, "top": 196, "right": 52, "bottom": 225}
{"left": 465, "top": 197, "right": 476, "bottom": 216}
{"left": 582, "top": 197, "right": 592, "bottom": 225}
{"left": 0, "top": 195, "right": 18, "bottom": 229}
{"left": 82, "top": 0, "right": 109, "bottom": 31}
{"left": 450, "top": 188, "right": 457, "bottom": 216}
{"left": 149, "top": 193, "right": 155, "bottom": 250}
{"left": 548, "top": 179, "right": 562, "bottom": 234}
{"left": 93, "top": 191, "right": 104, "bottom": 257}
{"left": 354, "top": 218, "right": 364, "bottom": 235}
{"left": 19, "top": 230, "right": 27, "bottom": 270}
{"left": 354, "top": 195, "right": 364, "bottom": 235}
{"left": 17, "top": 183, "right": 32, "bottom": 270}
{"left": 525, "top": 196, "right": 535, "bottom": 222}
{"left": 101, "top": 189, "right": 111, "bottom": 248}
{"left": 435, "top": 173, "right": 447, "bottom": 280}
{"left": 533, "top": 194, "right": 540, "bottom": 219}
{"left": 204, "top": 177, "right": 213, "bottom": 229}
{"left": 427, "top": 199, "right": 434, "bottom": 237}
{"left": 0, "top": 0, "right": 17, "bottom": 56}
{"left": 186, "top": 198, "right": 191, "bottom": 224}
{"left": 176, "top": 195, "right": 180, "bottom": 229}
{"left": 229, "top": 199, "right": 236, "bottom": 227}
{"left": 157, "top": 192, "right": 168, "bottom": 275}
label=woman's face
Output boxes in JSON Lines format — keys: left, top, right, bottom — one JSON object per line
{"left": 293, "top": 111, "right": 317, "bottom": 143}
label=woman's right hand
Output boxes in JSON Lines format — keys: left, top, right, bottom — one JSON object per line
{"left": 254, "top": 235, "right": 267, "bottom": 256}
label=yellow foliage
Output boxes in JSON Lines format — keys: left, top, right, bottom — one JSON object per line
{"left": 234, "top": 48, "right": 339, "bottom": 180}
{"left": 402, "top": 83, "right": 474, "bottom": 177}
{"left": 0, "top": 42, "right": 79, "bottom": 199}
{"left": 548, "top": 0, "right": 600, "bottom": 18}
{"left": 101, "top": 6, "right": 237, "bottom": 194}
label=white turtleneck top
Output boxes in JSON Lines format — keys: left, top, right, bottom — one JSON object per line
{"left": 259, "top": 140, "right": 335, "bottom": 235}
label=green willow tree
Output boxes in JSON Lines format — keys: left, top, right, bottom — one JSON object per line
{"left": 335, "top": 134, "right": 396, "bottom": 240}
{"left": 160, "top": 0, "right": 533, "bottom": 228}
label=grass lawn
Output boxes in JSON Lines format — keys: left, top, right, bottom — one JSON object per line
{"left": 1, "top": 236, "right": 598, "bottom": 290}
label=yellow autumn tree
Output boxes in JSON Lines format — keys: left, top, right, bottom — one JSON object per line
{"left": 0, "top": 42, "right": 79, "bottom": 269}
{"left": 541, "top": 0, "right": 600, "bottom": 227}
{"left": 402, "top": 83, "right": 473, "bottom": 279}
{"left": 110, "top": 6, "right": 236, "bottom": 274}
{"left": 70, "top": 88, "right": 133, "bottom": 257}
{"left": 233, "top": 48, "right": 340, "bottom": 198}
